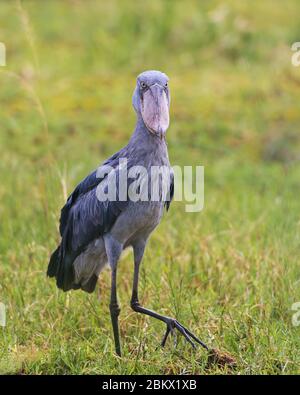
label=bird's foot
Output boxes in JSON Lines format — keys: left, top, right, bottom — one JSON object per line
{"left": 161, "top": 318, "right": 208, "bottom": 351}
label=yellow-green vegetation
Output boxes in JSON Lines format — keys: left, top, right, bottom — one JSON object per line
{"left": 1, "top": 0, "right": 300, "bottom": 374}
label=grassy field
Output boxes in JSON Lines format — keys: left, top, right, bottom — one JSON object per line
{"left": 1, "top": 0, "right": 300, "bottom": 374}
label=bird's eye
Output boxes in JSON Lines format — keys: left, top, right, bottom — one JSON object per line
{"left": 165, "top": 82, "right": 168, "bottom": 88}
{"left": 140, "top": 82, "right": 147, "bottom": 89}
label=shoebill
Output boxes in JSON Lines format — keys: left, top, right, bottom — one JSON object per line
{"left": 47, "top": 70, "right": 208, "bottom": 356}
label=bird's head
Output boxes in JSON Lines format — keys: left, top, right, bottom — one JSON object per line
{"left": 133, "top": 70, "right": 170, "bottom": 137}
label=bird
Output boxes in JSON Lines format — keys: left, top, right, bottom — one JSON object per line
{"left": 47, "top": 70, "right": 208, "bottom": 356}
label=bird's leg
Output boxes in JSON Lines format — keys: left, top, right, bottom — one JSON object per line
{"left": 105, "top": 235, "right": 123, "bottom": 357}
{"left": 110, "top": 265, "right": 121, "bottom": 356}
{"left": 131, "top": 242, "right": 208, "bottom": 351}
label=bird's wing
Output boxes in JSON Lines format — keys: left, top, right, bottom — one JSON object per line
{"left": 59, "top": 148, "right": 126, "bottom": 236}
{"left": 59, "top": 170, "right": 99, "bottom": 236}
{"left": 164, "top": 167, "right": 174, "bottom": 211}
{"left": 63, "top": 185, "right": 127, "bottom": 256}
{"left": 52, "top": 163, "right": 128, "bottom": 291}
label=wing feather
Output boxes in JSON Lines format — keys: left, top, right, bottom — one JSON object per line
{"left": 48, "top": 148, "right": 129, "bottom": 291}
{"left": 164, "top": 167, "right": 174, "bottom": 211}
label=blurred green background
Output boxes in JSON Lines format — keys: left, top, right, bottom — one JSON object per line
{"left": 0, "top": 0, "right": 300, "bottom": 374}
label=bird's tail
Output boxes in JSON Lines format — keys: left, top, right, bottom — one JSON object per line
{"left": 47, "top": 245, "right": 77, "bottom": 291}
{"left": 47, "top": 245, "right": 97, "bottom": 293}
{"left": 47, "top": 245, "right": 60, "bottom": 277}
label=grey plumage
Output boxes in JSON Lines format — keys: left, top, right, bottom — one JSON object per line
{"left": 47, "top": 70, "right": 207, "bottom": 356}
{"left": 48, "top": 71, "right": 173, "bottom": 293}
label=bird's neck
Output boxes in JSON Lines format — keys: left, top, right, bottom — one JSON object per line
{"left": 129, "top": 116, "right": 168, "bottom": 154}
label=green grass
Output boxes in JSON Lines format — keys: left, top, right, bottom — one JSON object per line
{"left": 1, "top": 0, "right": 300, "bottom": 374}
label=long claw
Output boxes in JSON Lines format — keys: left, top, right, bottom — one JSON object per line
{"left": 175, "top": 321, "right": 209, "bottom": 351}
{"left": 174, "top": 321, "right": 196, "bottom": 348}
{"left": 160, "top": 318, "right": 208, "bottom": 351}
{"left": 161, "top": 326, "right": 171, "bottom": 347}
